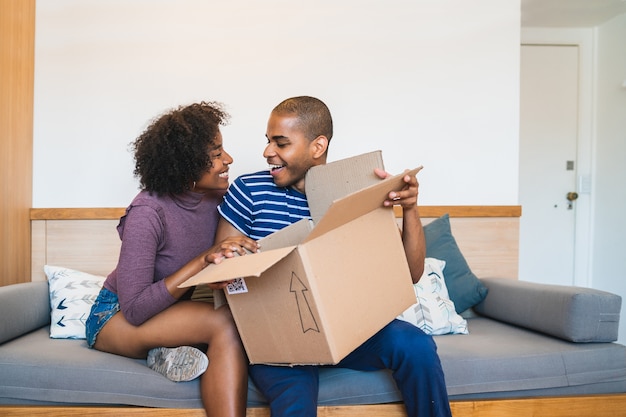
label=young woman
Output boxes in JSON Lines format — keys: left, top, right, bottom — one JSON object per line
{"left": 86, "top": 102, "right": 258, "bottom": 417}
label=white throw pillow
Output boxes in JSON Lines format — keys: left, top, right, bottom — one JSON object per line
{"left": 397, "top": 258, "right": 468, "bottom": 335}
{"left": 45, "top": 265, "right": 105, "bottom": 339}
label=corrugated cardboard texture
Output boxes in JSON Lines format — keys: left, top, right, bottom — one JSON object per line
{"left": 304, "top": 166, "right": 422, "bottom": 243}
{"left": 226, "top": 250, "right": 335, "bottom": 364}
{"left": 257, "top": 218, "right": 313, "bottom": 251}
{"left": 305, "top": 150, "right": 384, "bottom": 223}
{"left": 297, "top": 208, "right": 415, "bottom": 364}
{"left": 182, "top": 246, "right": 295, "bottom": 287}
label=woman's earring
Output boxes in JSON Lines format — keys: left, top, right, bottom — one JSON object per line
{"left": 192, "top": 181, "right": 196, "bottom": 190}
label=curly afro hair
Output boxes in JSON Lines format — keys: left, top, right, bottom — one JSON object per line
{"left": 132, "top": 101, "right": 230, "bottom": 195}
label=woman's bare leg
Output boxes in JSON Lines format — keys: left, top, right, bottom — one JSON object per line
{"left": 94, "top": 301, "right": 247, "bottom": 417}
{"left": 200, "top": 307, "right": 248, "bottom": 417}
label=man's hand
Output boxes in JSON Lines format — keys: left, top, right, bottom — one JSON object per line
{"left": 374, "top": 167, "right": 420, "bottom": 209}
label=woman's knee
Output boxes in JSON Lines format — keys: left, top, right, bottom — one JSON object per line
{"left": 93, "top": 314, "right": 146, "bottom": 358}
{"left": 197, "top": 304, "right": 241, "bottom": 346}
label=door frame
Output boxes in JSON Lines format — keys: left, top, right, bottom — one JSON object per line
{"left": 521, "top": 28, "right": 595, "bottom": 288}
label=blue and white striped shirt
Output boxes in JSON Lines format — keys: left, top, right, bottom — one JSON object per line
{"left": 218, "top": 170, "right": 311, "bottom": 240}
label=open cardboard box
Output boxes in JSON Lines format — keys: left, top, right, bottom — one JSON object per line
{"left": 181, "top": 151, "right": 420, "bottom": 365}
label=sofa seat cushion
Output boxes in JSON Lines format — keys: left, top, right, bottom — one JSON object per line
{"left": 0, "top": 327, "right": 215, "bottom": 408}
{"left": 0, "top": 327, "right": 403, "bottom": 407}
{"left": 436, "top": 317, "right": 626, "bottom": 396}
{"left": 1, "top": 319, "right": 626, "bottom": 407}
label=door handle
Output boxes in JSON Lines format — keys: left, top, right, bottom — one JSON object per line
{"left": 566, "top": 192, "right": 578, "bottom": 210}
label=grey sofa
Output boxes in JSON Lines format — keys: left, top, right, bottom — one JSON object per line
{"left": 1, "top": 277, "right": 625, "bottom": 414}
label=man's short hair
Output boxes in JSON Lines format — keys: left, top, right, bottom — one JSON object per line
{"left": 272, "top": 96, "right": 333, "bottom": 142}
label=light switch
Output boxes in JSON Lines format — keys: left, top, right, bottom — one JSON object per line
{"left": 579, "top": 175, "right": 592, "bottom": 194}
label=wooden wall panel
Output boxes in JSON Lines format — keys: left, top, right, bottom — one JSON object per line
{"left": 31, "top": 219, "right": 122, "bottom": 281}
{"left": 0, "top": 0, "right": 35, "bottom": 286}
{"left": 30, "top": 206, "right": 520, "bottom": 282}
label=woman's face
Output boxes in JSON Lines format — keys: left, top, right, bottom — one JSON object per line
{"left": 194, "top": 130, "right": 233, "bottom": 192}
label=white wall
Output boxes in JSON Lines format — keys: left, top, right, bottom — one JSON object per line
{"left": 33, "top": 0, "right": 521, "bottom": 208}
{"left": 592, "top": 13, "right": 626, "bottom": 345}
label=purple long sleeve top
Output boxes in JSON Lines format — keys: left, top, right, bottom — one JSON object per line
{"left": 103, "top": 189, "right": 222, "bottom": 326}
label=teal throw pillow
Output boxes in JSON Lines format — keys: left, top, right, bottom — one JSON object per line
{"left": 423, "top": 214, "right": 488, "bottom": 313}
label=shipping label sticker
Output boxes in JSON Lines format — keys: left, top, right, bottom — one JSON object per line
{"left": 226, "top": 277, "right": 248, "bottom": 295}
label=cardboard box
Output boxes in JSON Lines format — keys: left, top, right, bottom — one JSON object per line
{"left": 181, "top": 151, "right": 419, "bottom": 365}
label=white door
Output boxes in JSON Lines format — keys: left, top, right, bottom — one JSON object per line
{"left": 518, "top": 44, "right": 579, "bottom": 286}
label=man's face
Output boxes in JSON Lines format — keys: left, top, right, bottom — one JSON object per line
{"left": 264, "top": 113, "right": 317, "bottom": 194}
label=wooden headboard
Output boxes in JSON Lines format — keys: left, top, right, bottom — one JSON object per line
{"left": 30, "top": 206, "right": 521, "bottom": 282}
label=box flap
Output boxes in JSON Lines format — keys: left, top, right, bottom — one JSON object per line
{"left": 257, "top": 218, "right": 313, "bottom": 251}
{"left": 179, "top": 246, "right": 296, "bottom": 287}
{"left": 305, "top": 150, "right": 384, "bottom": 223}
{"left": 304, "top": 166, "right": 422, "bottom": 242}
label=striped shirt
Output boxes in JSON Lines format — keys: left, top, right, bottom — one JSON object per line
{"left": 218, "top": 170, "right": 311, "bottom": 240}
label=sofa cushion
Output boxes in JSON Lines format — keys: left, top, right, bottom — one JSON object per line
{"left": 0, "top": 326, "right": 403, "bottom": 407}
{"left": 424, "top": 214, "right": 488, "bottom": 313}
{"left": 0, "top": 281, "right": 50, "bottom": 344}
{"left": 396, "top": 258, "right": 468, "bottom": 335}
{"left": 0, "top": 324, "right": 402, "bottom": 408}
{"left": 2, "top": 319, "right": 626, "bottom": 407}
{"left": 0, "top": 327, "right": 241, "bottom": 408}
{"left": 45, "top": 265, "right": 105, "bottom": 339}
{"left": 436, "top": 317, "right": 626, "bottom": 396}
{"left": 474, "top": 278, "right": 622, "bottom": 342}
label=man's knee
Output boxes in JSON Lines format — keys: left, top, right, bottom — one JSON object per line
{"left": 384, "top": 320, "right": 439, "bottom": 359}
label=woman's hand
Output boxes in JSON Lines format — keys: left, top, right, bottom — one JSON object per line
{"left": 207, "top": 236, "right": 260, "bottom": 261}
{"left": 202, "top": 236, "right": 260, "bottom": 289}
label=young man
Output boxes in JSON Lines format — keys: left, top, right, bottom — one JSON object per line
{"left": 215, "top": 96, "right": 452, "bottom": 417}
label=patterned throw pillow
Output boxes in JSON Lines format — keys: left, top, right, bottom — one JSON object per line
{"left": 45, "top": 265, "right": 105, "bottom": 339}
{"left": 397, "top": 258, "right": 468, "bottom": 335}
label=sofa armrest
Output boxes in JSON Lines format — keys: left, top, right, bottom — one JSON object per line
{"left": 474, "top": 278, "right": 621, "bottom": 342}
{"left": 0, "top": 281, "right": 50, "bottom": 344}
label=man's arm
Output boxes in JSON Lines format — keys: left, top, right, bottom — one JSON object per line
{"left": 215, "top": 216, "right": 247, "bottom": 243}
{"left": 400, "top": 203, "right": 426, "bottom": 283}
{"left": 376, "top": 169, "right": 426, "bottom": 283}
{"left": 201, "top": 217, "right": 258, "bottom": 290}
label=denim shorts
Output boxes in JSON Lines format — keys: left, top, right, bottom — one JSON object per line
{"left": 85, "top": 287, "right": 120, "bottom": 348}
